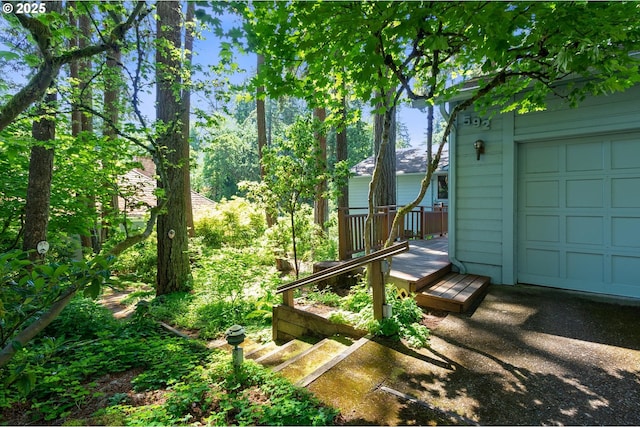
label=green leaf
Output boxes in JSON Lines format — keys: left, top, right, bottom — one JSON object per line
{"left": 84, "top": 278, "right": 102, "bottom": 299}
{"left": 0, "top": 51, "right": 20, "bottom": 61}
{"left": 53, "top": 264, "right": 69, "bottom": 279}
{"left": 15, "top": 371, "right": 36, "bottom": 396}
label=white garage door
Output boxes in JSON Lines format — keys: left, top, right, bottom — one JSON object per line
{"left": 517, "top": 133, "right": 640, "bottom": 298}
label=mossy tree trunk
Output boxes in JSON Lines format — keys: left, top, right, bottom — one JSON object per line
{"left": 22, "top": 90, "right": 56, "bottom": 262}
{"left": 155, "top": 0, "right": 191, "bottom": 296}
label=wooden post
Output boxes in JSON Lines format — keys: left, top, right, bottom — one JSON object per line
{"left": 420, "top": 206, "right": 426, "bottom": 240}
{"left": 370, "top": 259, "right": 385, "bottom": 321}
{"left": 338, "top": 208, "right": 349, "bottom": 260}
{"left": 282, "top": 289, "right": 294, "bottom": 307}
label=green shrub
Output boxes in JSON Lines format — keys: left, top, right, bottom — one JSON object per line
{"left": 42, "top": 296, "right": 119, "bottom": 341}
{"left": 194, "top": 197, "right": 266, "bottom": 249}
{"left": 341, "top": 281, "right": 372, "bottom": 313}
{"left": 339, "top": 282, "right": 430, "bottom": 348}
{"left": 146, "top": 246, "right": 281, "bottom": 339}
{"left": 110, "top": 233, "right": 157, "bottom": 284}
{"left": 305, "top": 286, "right": 343, "bottom": 307}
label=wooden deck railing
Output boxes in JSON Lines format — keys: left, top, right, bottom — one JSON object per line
{"left": 275, "top": 241, "right": 409, "bottom": 321}
{"left": 337, "top": 205, "right": 448, "bottom": 260}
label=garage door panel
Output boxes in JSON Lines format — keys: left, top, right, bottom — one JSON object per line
{"left": 566, "top": 252, "right": 604, "bottom": 282}
{"left": 525, "top": 181, "right": 559, "bottom": 207}
{"left": 612, "top": 138, "right": 640, "bottom": 170}
{"left": 612, "top": 256, "right": 640, "bottom": 287}
{"left": 524, "top": 248, "right": 560, "bottom": 277}
{"left": 612, "top": 217, "right": 640, "bottom": 248}
{"left": 525, "top": 145, "right": 559, "bottom": 173}
{"left": 518, "top": 133, "right": 640, "bottom": 298}
{"left": 567, "top": 142, "right": 604, "bottom": 171}
{"left": 526, "top": 215, "right": 559, "bottom": 242}
{"left": 567, "top": 216, "right": 603, "bottom": 245}
{"left": 566, "top": 179, "right": 603, "bottom": 208}
{"left": 612, "top": 178, "right": 640, "bottom": 208}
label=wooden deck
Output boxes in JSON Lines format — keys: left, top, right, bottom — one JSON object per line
{"left": 388, "top": 237, "right": 490, "bottom": 312}
{"left": 388, "top": 237, "right": 451, "bottom": 293}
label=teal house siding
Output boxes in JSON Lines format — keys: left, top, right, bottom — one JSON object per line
{"left": 452, "top": 83, "right": 640, "bottom": 299}
{"left": 453, "top": 109, "right": 506, "bottom": 283}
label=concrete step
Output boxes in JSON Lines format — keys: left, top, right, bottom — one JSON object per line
{"left": 253, "top": 337, "right": 319, "bottom": 368}
{"left": 273, "top": 337, "right": 352, "bottom": 385}
{"left": 295, "top": 336, "right": 370, "bottom": 387}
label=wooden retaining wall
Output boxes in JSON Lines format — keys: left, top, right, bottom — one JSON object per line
{"left": 272, "top": 304, "right": 368, "bottom": 342}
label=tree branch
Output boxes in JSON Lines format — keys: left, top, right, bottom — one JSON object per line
{"left": 0, "top": 286, "right": 77, "bottom": 367}
{"left": 0, "top": 1, "right": 149, "bottom": 132}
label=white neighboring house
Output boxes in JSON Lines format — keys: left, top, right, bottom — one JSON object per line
{"left": 348, "top": 146, "right": 449, "bottom": 209}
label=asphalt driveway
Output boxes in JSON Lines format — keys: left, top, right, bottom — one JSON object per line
{"left": 313, "top": 284, "right": 640, "bottom": 425}
{"left": 416, "top": 284, "right": 640, "bottom": 425}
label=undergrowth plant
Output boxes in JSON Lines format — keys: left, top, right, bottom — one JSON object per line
{"left": 194, "top": 197, "right": 266, "bottom": 249}
{"left": 147, "top": 245, "right": 281, "bottom": 339}
{"left": 318, "top": 281, "right": 431, "bottom": 348}
{"left": 0, "top": 297, "right": 336, "bottom": 426}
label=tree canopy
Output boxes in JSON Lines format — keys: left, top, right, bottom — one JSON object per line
{"left": 241, "top": 1, "right": 640, "bottom": 249}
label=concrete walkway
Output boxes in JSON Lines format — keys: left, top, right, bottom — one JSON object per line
{"left": 308, "top": 284, "right": 640, "bottom": 425}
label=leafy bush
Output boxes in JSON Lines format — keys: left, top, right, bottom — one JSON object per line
{"left": 42, "top": 296, "right": 119, "bottom": 341}
{"left": 337, "top": 282, "right": 430, "bottom": 348}
{"left": 110, "top": 233, "right": 157, "bottom": 284}
{"left": 194, "top": 197, "right": 266, "bottom": 249}
{"left": 148, "top": 246, "right": 281, "bottom": 339}
{"left": 0, "top": 250, "right": 113, "bottom": 350}
{"left": 305, "top": 286, "right": 343, "bottom": 307}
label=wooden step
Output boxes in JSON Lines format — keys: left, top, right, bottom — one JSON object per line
{"left": 415, "top": 273, "right": 490, "bottom": 313}
{"left": 390, "top": 263, "right": 452, "bottom": 294}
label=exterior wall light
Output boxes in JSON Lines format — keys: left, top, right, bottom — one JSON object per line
{"left": 474, "top": 139, "right": 485, "bottom": 160}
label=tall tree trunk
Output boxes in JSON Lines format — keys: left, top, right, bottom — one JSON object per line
{"left": 101, "top": 41, "right": 121, "bottom": 243}
{"left": 373, "top": 97, "right": 396, "bottom": 207}
{"left": 78, "top": 10, "right": 100, "bottom": 252}
{"left": 313, "top": 107, "right": 328, "bottom": 231}
{"left": 69, "top": 1, "right": 81, "bottom": 136}
{"left": 336, "top": 96, "right": 348, "bottom": 210}
{"left": 156, "top": 0, "right": 191, "bottom": 296}
{"left": 183, "top": 1, "right": 195, "bottom": 237}
{"left": 257, "top": 54, "right": 275, "bottom": 226}
{"left": 22, "top": 90, "right": 56, "bottom": 261}
{"left": 365, "top": 90, "right": 396, "bottom": 254}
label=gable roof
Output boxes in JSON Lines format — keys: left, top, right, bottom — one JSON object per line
{"left": 350, "top": 146, "right": 449, "bottom": 177}
{"left": 119, "top": 168, "right": 216, "bottom": 219}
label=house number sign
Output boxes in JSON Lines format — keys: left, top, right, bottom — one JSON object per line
{"left": 461, "top": 115, "right": 491, "bottom": 130}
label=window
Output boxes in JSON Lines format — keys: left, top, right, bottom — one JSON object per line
{"left": 437, "top": 175, "right": 448, "bottom": 199}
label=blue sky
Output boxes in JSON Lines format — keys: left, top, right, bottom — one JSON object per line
{"left": 0, "top": 3, "right": 431, "bottom": 147}
{"left": 189, "top": 7, "right": 432, "bottom": 148}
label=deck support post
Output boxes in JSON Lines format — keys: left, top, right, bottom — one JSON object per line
{"left": 338, "top": 208, "right": 349, "bottom": 261}
{"left": 282, "top": 289, "right": 294, "bottom": 307}
{"left": 370, "top": 259, "right": 385, "bottom": 321}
